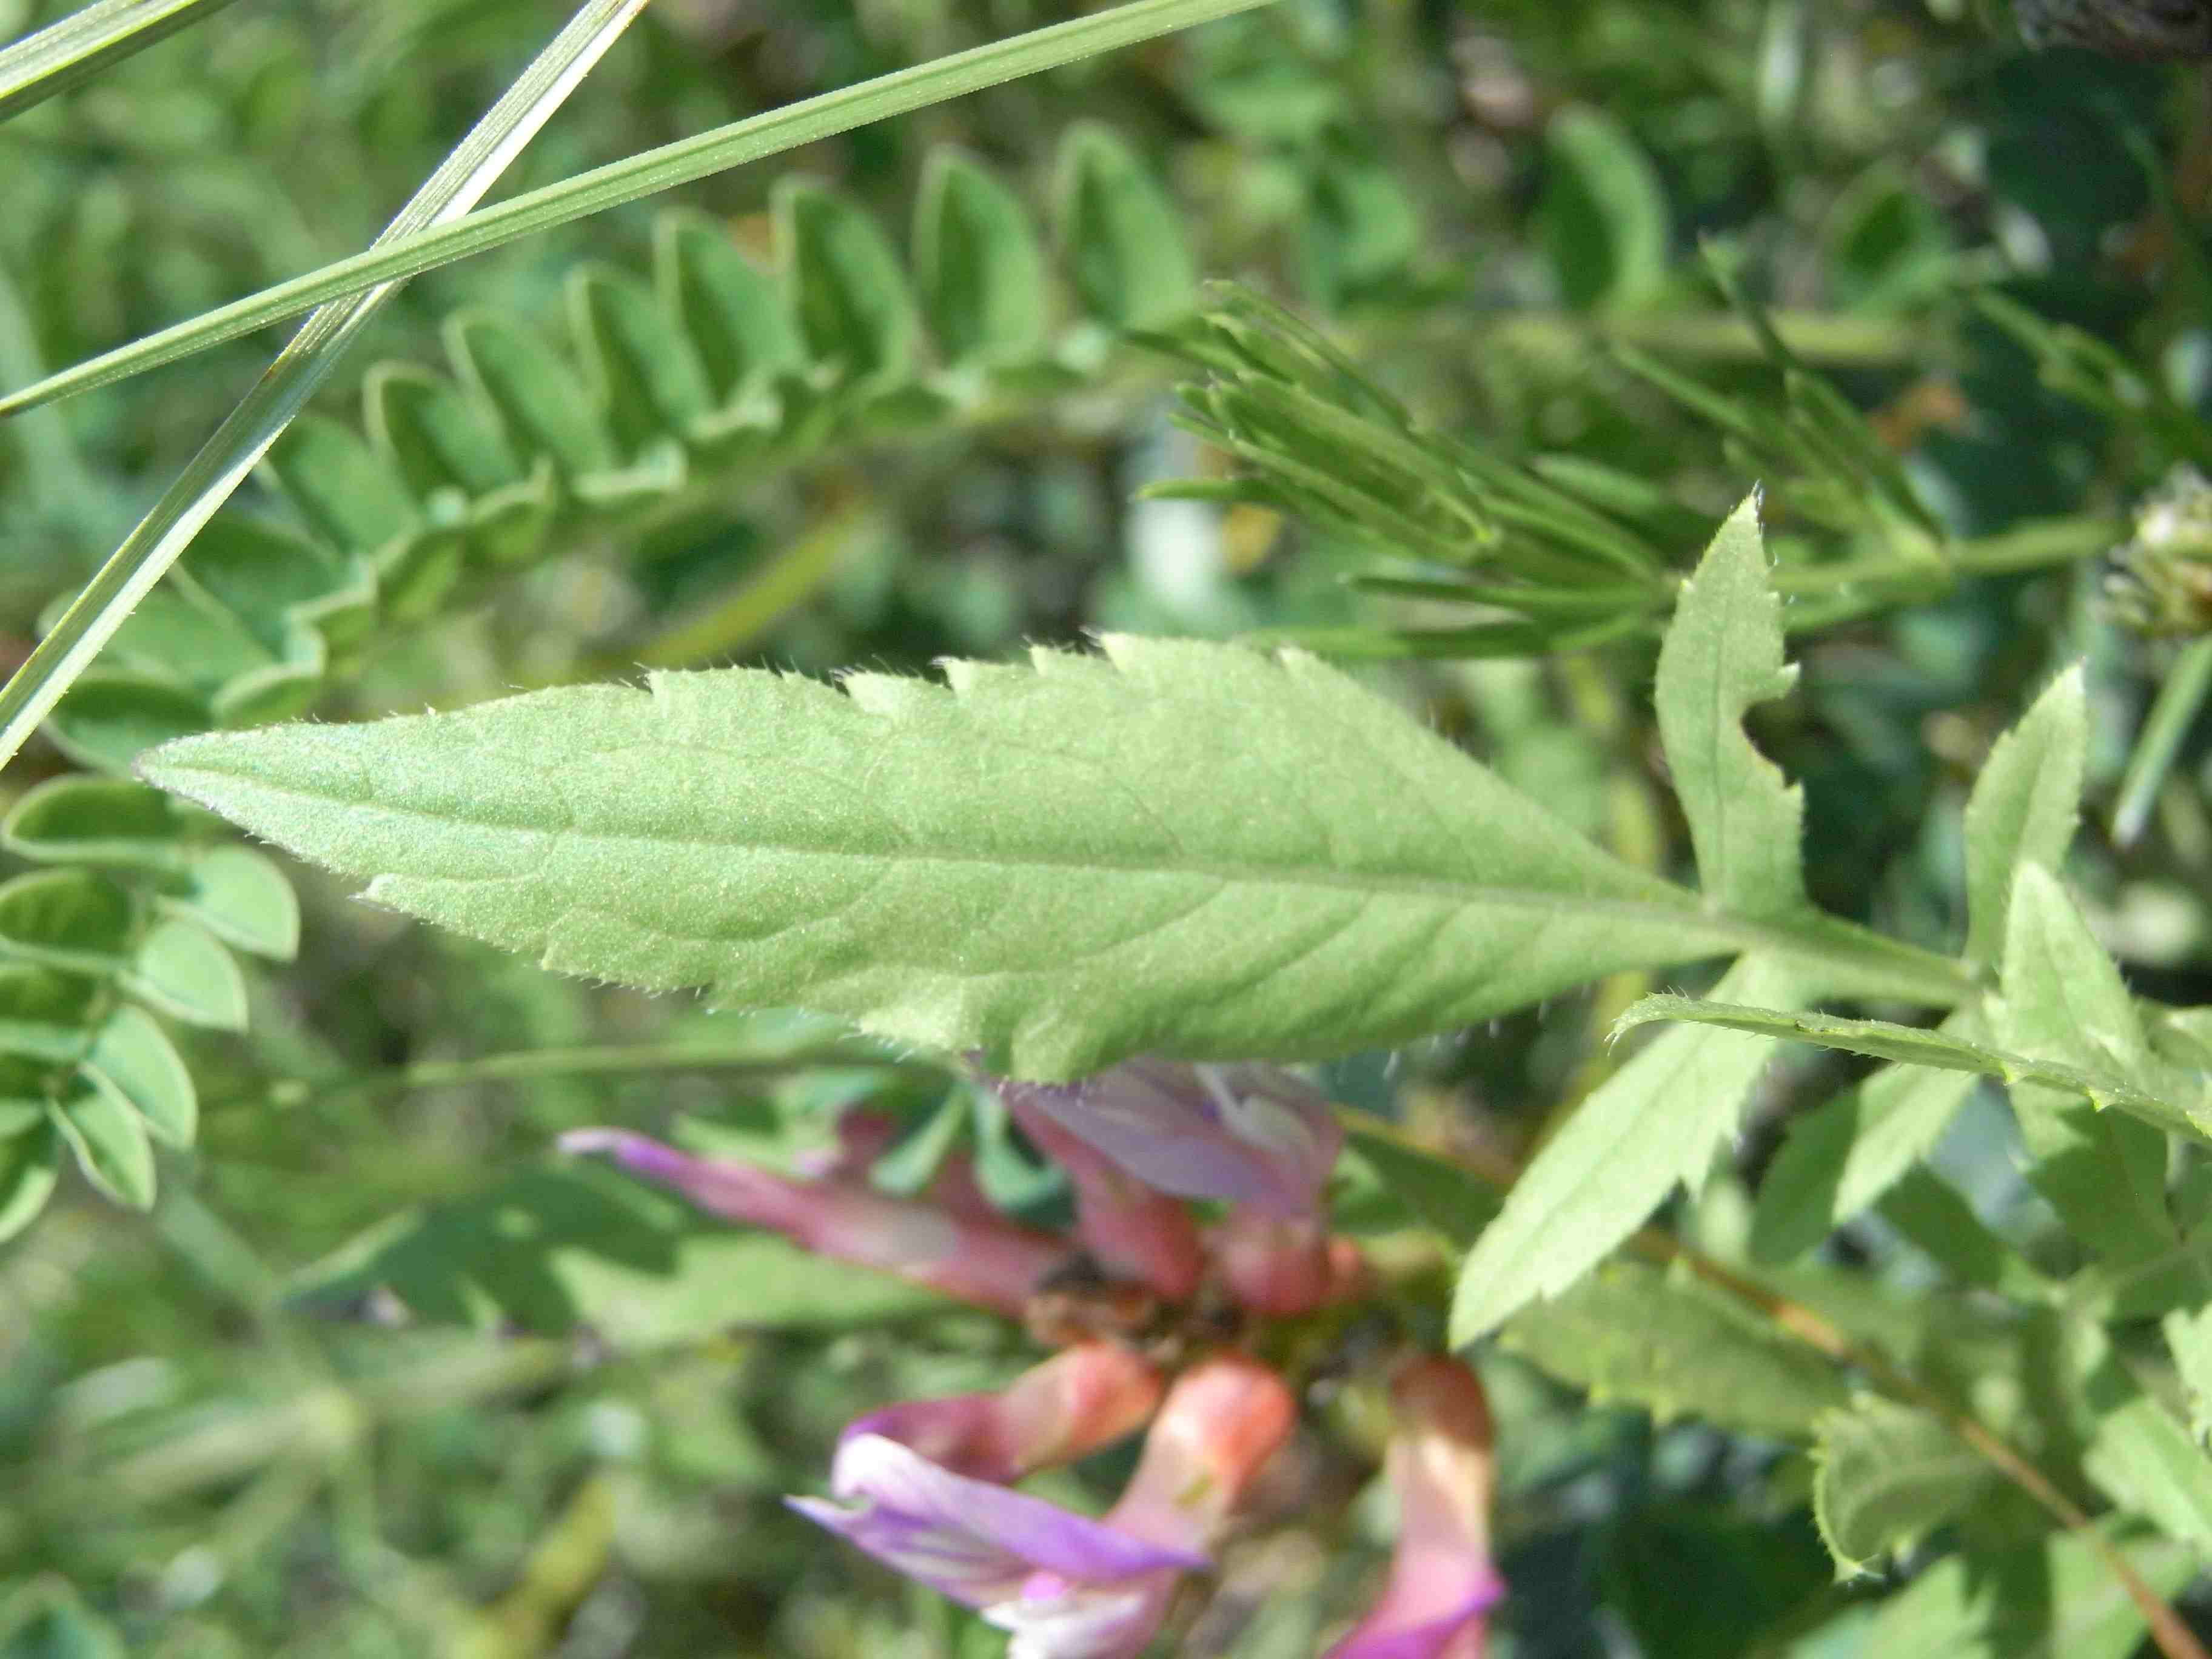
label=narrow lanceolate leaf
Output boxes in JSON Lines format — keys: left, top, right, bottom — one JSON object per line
{"left": 1961, "top": 668, "right": 2087, "bottom": 968}
{"left": 1654, "top": 497, "right": 1806, "bottom": 922}
{"left": 2000, "top": 864, "right": 2180, "bottom": 1265}
{"left": 1496, "top": 1259, "right": 1850, "bottom": 1442}
{"left": 0, "top": 0, "right": 242, "bottom": 125}
{"left": 1617, "top": 997, "right": 2212, "bottom": 1144}
{"left": 0, "top": 0, "right": 655, "bottom": 778}
{"left": 1811, "top": 1396, "right": 1991, "bottom": 1577}
{"left": 145, "top": 638, "right": 1769, "bottom": 1081}
{"left": 1452, "top": 953, "right": 1811, "bottom": 1344}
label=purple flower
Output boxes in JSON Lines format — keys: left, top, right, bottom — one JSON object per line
{"left": 992, "top": 1060, "right": 1344, "bottom": 1218}
{"left": 560, "top": 1128, "right": 1067, "bottom": 1318}
{"left": 793, "top": 1354, "right": 1298, "bottom": 1658}
{"left": 1327, "top": 1358, "right": 1504, "bottom": 1659}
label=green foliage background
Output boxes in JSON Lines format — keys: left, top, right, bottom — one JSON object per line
{"left": 9, "top": 0, "right": 2212, "bottom": 1655}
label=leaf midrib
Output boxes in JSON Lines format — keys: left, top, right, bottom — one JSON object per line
{"left": 157, "top": 762, "right": 1970, "bottom": 999}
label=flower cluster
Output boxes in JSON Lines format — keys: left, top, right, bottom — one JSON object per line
{"left": 565, "top": 1060, "right": 1501, "bottom": 1657}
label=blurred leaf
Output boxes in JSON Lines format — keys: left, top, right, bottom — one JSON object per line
{"left": 2077, "top": 1322, "right": 2212, "bottom": 1556}
{"left": 83, "top": 1005, "right": 194, "bottom": 1147}
{"left": 914, "top": 149, "right": 1049, "bottom": 367}
{"left": 0, "top": 1121, "right": 61, "bottom": 1243}
{"left": 778, "top": 178, "right": 920, "bottom": 394}
{"left": 1340, "top": 1121, "right": 1500, "bottom": 1250}
{"left": 292, "top": 1160, "right": 945, "bottom": 1343}
{"left": 1496, "top": 1259, "right": 1850, "bottom": 1441}
{"left": 1055, "top": 121, "right": 1197, "bottom": 329}
{"left": 1863, "top": 1523, "right": 2195, "bottom": 1659}
{"left": 1812, "top": 1396, "right": 1991, "bottom": 1575}
{"left": 1454, "top": 954, "right": 1810, "bottom": 1345}
{"left": 1538, "top": 105, "right": 1670, "bottom": 311}
{"left": 49, "top": 1073, "right": 155, "bottom": 1209}
{"left": 142, "top": 637, "right": 1801, "bottom": 1081}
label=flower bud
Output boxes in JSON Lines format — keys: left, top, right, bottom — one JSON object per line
{"left": 2108, "top": 465, "right": 2212, "bottom": 637}
{"left": 1326, "top": 1357, "right": 1504, "bottom": 1659}
{"left": 844, "top": 1342, "right": 1165, "bottom": 1485}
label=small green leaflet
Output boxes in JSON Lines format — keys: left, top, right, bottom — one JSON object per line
{"left": 144, "top": 636, "right": 1763, "bottom": 1081}
{"left": 1652, "top": 494, "right": 1806, "bottom": 922}
{"left": 1811, "top": 1395, "right": 1991, "bottom": 1577}
{"left": 1961, "top": 668, "right": 2086, "bottom": 969}
{"left": 1495, "top": 1259, "right": 1850, "bottom": 1442}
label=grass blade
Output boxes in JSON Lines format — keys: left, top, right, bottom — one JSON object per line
{"left": 0, "top": 0, "right": 653, "bottom": 777}
{"left": 0, "top": 0, "right": 243, "bottom": 124}
{"left": 0, "top": 0, "right": 1276, "bottom": 421}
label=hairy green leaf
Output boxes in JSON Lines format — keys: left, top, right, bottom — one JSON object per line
{"left": 144, "top": 637, "right": 1812, "bottom": 1080}
{"left": 1654, "top": 496, "right": 1806, "bottom": 922}
{"left": 1496, "top": 1258, "right": 1850, "bottom": 1441}
{"left": 1811, "top": 1396, "right": 1991, "bottom": 1575}
{"left": 1453, "top": 953, "right": 1810, "bottom": 1343}
{"left": 1962, "top": 668, "right": 2086, "bottom": 968}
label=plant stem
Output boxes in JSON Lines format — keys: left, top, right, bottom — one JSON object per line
{"left": 1334, "top": 1106, "right": 2212, "bottom": 1659}
{"left": 2114, "top": 636, "right": 2212, "bottom": 848}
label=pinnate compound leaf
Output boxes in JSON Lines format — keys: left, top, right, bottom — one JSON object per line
{"left": 1654, "top": 496, "right": 1806, "bottom": 922}
{"left": 1617, "top": 997, "right": 2212, "bottom": 1144}
{"left": 1495, "top": 1258, "right": 1849, "bottom": 1442}
{"left": 1962, "top": 668, "right": 2086, "bottom": 968}
{"left": 1863, "top": 1522, "right": 2194, "bottom": 1659}
{"left": 141, "top": 637, "right": 1753, "bottom": 1081}
{"left": 1811, "top": 1396, "right": 1991, "bottom": 1577}
{"left": 1452, "top": 952, "right": 1810, "bottom": 1344}
{"left": 290, "top": 1159, "right": 942, "bottom": 1343}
